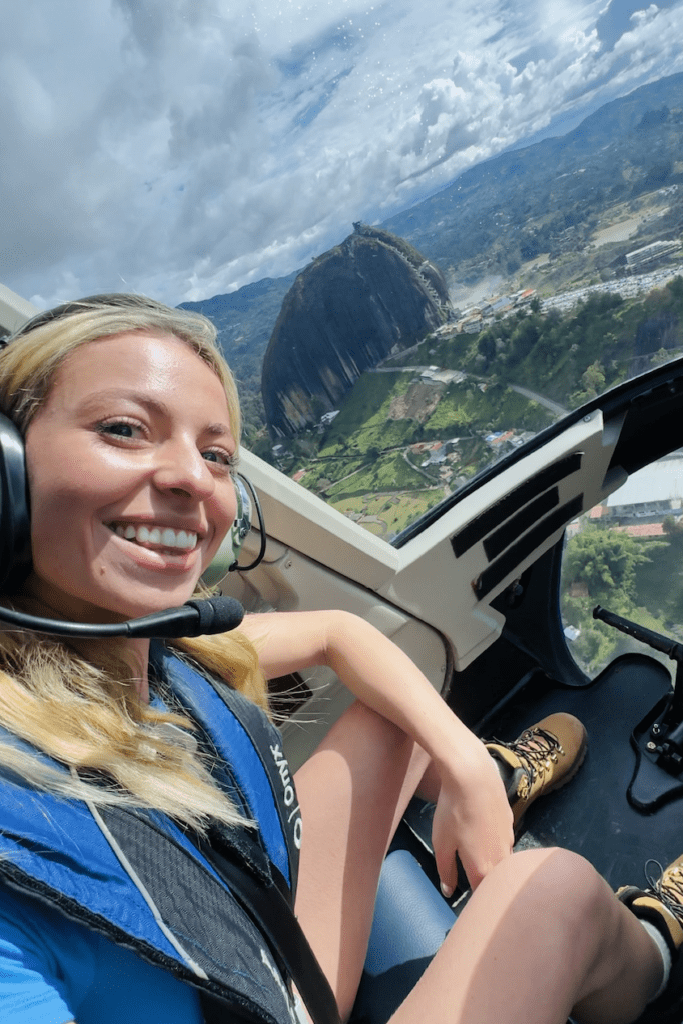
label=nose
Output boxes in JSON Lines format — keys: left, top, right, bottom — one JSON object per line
{"left": 152, "top": 434, "right": 216, "bottom": 500}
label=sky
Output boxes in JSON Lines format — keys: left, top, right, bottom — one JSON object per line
{"left": 3, "top": 0, "right": 683, "bottom": 310}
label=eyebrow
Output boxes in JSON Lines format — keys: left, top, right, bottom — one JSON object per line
{"left": 77, "top": 389, "right": 233, "bottom": 440}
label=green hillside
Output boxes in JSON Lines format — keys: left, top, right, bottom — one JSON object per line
{"left": 258, "top": 366, "right": 555, "bottom": 539}
{"left": 254, "top": 275, "right": 683, "bottom": 543}
{"left": 389, "top": 279, "right": 683, "bottom": 408}
{"left": 383, "top": 73, "right": 683, "bottom": 295}
{"left": 557, "top": 519, "right": 683, "bottom": 677}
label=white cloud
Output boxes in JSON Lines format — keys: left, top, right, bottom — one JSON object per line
{"left": 611, "top": 3, "right": 683, "bottom": 78}
{"left": 2, "top": 0, "right": 683, "bottom": 309}
{"left": 630, "top": 3, "right": 660, "bottom": 26}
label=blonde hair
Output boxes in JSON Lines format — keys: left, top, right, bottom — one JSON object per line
{"left": 0, "top": 294, "right": 269, "bottom": 831}
{"left": 1, "top": 293, "right": 242, "bottom": 439}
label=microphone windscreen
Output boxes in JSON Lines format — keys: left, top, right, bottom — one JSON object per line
{"left": 186, "top": 596, "right": 244, "bottom": 634}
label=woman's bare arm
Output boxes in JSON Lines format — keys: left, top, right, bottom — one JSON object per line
{"left": 239, "top": 610, "right": 513, "bottom": 889}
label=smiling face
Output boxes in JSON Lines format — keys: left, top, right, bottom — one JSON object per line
{"left": 23, "top": 331, "right": 238, "bottom": 622}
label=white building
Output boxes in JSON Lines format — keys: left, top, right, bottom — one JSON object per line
{"left": 420, "top": 368, "right": 466, "bottom": 385}
{"left": 625, "top": 240, "right": 681, "bottom": 271}
{"left": 605, "top": 454, "right": 683, "bottom": 516}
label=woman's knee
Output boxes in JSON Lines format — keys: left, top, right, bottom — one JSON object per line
{"left": 513, "top": 845, "right": 606, "bottom": 898}
{"left": 507, "top": 847, "right": 615, "bottom": 955}
{"left": 342, "top": 699, "right": 404, "bottom": 741}
{"left": 325, "top": 700, "right": 416, "bottom": 767}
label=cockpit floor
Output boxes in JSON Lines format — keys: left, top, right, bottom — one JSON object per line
{"left": 364, "top": 654, "right": 682, "bottom": 1024}
{"left": 479, "top": 652, "right": 681, "bottom": 890}
{"left": 400, "top": 652, "right": 681, "bottom": 891}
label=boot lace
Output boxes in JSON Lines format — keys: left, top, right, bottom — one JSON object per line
{"left": 506, "top": 726, "right": 564, "bottom": 785}
{"left": 646, "top": 859, "right": 683, "bottom": 926}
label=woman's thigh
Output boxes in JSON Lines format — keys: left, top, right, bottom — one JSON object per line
{"left": 293, "top": 701, "right": 430, "bottom": 1019}
{"left": 385, "top": 848, "right": 659, "bottom": 1024}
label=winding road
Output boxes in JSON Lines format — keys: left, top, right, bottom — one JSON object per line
{"left": 508, "top": 384, "right": 568, "bottom": 417}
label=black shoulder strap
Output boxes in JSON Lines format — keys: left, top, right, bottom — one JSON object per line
{"left": 197, "top": 838, "right": 341, "bottom": 1024}
{"left": 152, "top": 647, "right": 337, "bottom": 1022}
{"left": 154, "top": 643, "right": 301, "bottom": 895}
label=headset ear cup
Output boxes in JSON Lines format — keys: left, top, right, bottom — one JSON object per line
{"left": 0, "top": 413, "right": 31, "bottom": 593}
{"left": 200, "top": 475, "right": 253, "bottom": 589}
{"left": 228, "top": 476, "right": 252, "bottom": 571}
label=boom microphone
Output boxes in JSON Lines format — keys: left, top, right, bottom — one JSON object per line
{"left": 0, "top": 595, "right": 244, "bottom": 639}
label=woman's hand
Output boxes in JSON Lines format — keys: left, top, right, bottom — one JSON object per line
{"left": 431, "top": 740, "right": 514, "bottom": 895}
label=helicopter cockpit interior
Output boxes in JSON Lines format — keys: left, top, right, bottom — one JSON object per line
{"left": 3, "top": 283, "right": 683, "bottom": 1023}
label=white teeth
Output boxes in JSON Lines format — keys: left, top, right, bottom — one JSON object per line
{"left": 109, "top": 523, "right": 198, "bottom": 550}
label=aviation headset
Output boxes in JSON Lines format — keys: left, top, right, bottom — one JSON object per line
{"left": 0, "top": 294, "right": 266, "bottom": 595}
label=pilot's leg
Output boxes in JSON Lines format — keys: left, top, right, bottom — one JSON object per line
{"left": 293, "top": 702, "right": 588, "bottom": 1019}
{"left": 416, "top": 711, "right": 588, "bottom": 834}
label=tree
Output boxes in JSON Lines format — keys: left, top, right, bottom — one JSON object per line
{"left": 568, "top": 361, "right": 606, "bottom": 408}
{"left": 563, "top": 526, "right": 652, "bottom": 609}
{"left": 581, "top": 362, "right": 606, "bottom": 395}
{"left": 508, "top": 319, "right": 540, "bottom": 364}
{"left": 640, "top": 160, "right": 672, "bottom": 193}
{"left": 478, "top": 332, "right": 496, "bottom": 365}
{"left": 663, "top": 515, "right": 682, "bottom": 536}
{"left": 652, "top": 347, "right": 673, "bottom": 366}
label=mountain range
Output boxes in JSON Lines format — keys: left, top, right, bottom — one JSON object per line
{"left": 181, "top": 71, "right": 683, "bottom": 438}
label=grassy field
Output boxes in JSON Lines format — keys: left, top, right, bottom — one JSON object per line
{"left": 282, "top": 349, "right": 560, "bottom": 541}
{"left": 319, "top": 373, "right": 412, "bottom": 456}
{"left": 385, "top": 330, "right": 478, "bottom": 372}
{"left": 327, "top": 489, "right": 446, "bottom": 538}
{"left": 324, "top": 451, "right": 430, "bottom": 500}
{"left": 318, "top": 374, "right": 554, "bottom": 460}
{"left": 422, "top": 381, "right": 553, "bottom": 436}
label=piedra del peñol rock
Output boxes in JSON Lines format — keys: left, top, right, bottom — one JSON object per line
{"left": 261, "top": 223, "right": 452, "bottom": 437}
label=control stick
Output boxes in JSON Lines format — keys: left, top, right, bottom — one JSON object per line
{"left": 594, "top": 605, "right": 683, "bottom": 810}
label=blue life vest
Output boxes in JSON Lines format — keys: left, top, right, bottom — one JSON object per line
{"left": 0, "top": 644, "right": 303, "bottom": 1024}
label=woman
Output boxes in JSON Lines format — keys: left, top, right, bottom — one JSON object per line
{"left": 0, "top": 293, "right": 677, "bottom": 1024}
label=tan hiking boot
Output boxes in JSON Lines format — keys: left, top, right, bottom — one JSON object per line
{"left": 485, "top": 713, "right": 588, "bottom": 828}
{"left": 618, "top": 856, "right": 683, "bottom": 958}
{"left": 617, "top": 857, "right": 683, "bottom": 1023}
